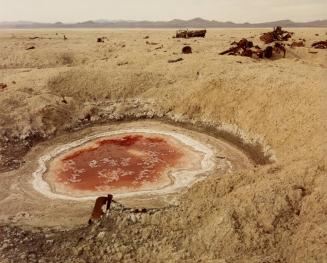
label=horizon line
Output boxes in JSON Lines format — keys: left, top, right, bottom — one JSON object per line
{"left": 1, "top": 17, "right": 327, "bottom": 24}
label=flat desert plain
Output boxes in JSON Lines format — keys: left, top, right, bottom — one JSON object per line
{"left": 0, "top": 28, "right": 326, "bottom": 263}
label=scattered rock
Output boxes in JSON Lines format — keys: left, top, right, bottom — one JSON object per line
{"left": 46, "top": 239, "right": 54, "bottom": 245}
{"left": 146, "top": 41, "right": 159, "bottom": 45}
{"left": 61, "top": 96, "right": 67, "bottom": 104}
{"left": 96, "top": 231, "right": 106, "bottom": 240}
{"left": 154, "top": 45, "right": 163, "bottom": 50}
{"left": 182, "top": 46, "right": 192, "bottom": 54}
{"left": 26, "top": 46, "right": 35, "bottom": 50}
{"left": 144, "top": 36, "right": 149, "bottom": 39}
{"left": 0, "top": 83, "right": 7, "bottom": 91}
{"left": 168, "top": 58, "right": 183, "bottom": 63}
{"left": 129, "top": 214, "right": 137, "bottom": 223}
{"left": 117, "top": 61, "right": 129, "bottom": 66}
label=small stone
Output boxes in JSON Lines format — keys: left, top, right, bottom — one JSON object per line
{"left": 116, "top": 252, "right": 123, "bottom": 260}
{"left": 129, "top": 214, "right": 137, "bottom": 223}
{"left": 182, "top": 46, "right": 192, "bottom": 54}
{"left": 97, "top": 231, "right": 106, "bottom": 240}
{"left": 46, "top": 239, "right": 54, "bottom": 245}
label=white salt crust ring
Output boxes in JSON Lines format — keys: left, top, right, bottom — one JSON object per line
{"left": 32, "top": 129, "right": 217, "bottom": 201}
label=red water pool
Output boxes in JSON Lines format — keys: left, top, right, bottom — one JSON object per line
{"left": 52, "top": 135, "right": 184, "bottom": 192}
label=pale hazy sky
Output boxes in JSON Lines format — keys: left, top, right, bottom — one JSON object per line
{"left": 0, "top": 0, "right": 326, "bottom": 23}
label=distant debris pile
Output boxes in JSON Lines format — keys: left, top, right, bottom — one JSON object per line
{"left": 219, "top": 27, "right": 293, "bottom": 59}
{"left": 260, "top": 26, "right": 293, "bottom": 44}
{"left": 312, "top": 40, "right": 327, "bottom": 49}
{"left": 175, "top": 29, "right": 207, "bottom": 38}
{"left": 219, "top": 38, "right": 286, "bottom": 59}
{"left": 97, "top": 37, "right": 108, "bottom": 43}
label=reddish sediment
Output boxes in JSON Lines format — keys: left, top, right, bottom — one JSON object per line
{"left": 52, "top": 135, "right": 184, "bottom": 192}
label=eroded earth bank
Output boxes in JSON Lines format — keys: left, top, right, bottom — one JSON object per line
{"left": 0, "top": 29, "right": 326, "bottom": 263}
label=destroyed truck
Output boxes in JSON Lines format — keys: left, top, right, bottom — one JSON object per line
{"left": 175, "top": 29, "right": 207, "bottom": 38}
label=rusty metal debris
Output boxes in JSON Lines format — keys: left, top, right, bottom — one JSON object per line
{"left": 273, "top": 43, "right": 286, "bottom": 57}
{"left": 97, "top": 37, "right": 108, "bottom": 43}
{"left": 106, "top": 194, "right": 113, "bottom": 211}
{"left": 289, "top": 41, "right": 305, "bottom": 48}
{"left": 260, "top": 26, "right": 293, "bottom": 44}
{"left": 88, "top": 194, "right": 113, "bottom": 224}
{"left": 182, "top": 46, "right": 192, "bottom": 54}
{"left": 0, "top": 83, "right": 7, "bottom": 91}
{"left": 219, "top": 37, "right": 287, "bottom": 59}
{"left": 219, "top": 38, "right": 262, "bottom": 58}
{"left": 175, "top": 29, "right": 206, "bottom": 39}
{"left": 168, "top": 58, "right": 183, "bottom": 63}
{"left": 312, "top": 40, "right": 327, "bottom": 49}
{"left": 263, "top": 46, "right": 273, "bottom": 58}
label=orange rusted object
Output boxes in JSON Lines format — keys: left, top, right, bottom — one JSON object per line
{"left": 260, "top": 26, "right": 293, "bottom": 44}
{"left": 89, "top": 194, "right": 113, "bottom": 224}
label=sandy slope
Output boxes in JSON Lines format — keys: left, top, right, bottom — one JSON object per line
{"left": 0, "top": 28, "right": 326, "bottom": 262}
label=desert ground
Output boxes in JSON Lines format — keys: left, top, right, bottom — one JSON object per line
{"left": 0, "top": 28, "right": 326, "bottom": 262}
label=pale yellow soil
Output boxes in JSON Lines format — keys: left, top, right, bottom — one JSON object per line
{"left": 0, "top": 28, "right": 326, "bottom": 263}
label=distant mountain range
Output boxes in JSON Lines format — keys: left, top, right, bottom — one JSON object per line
{"left": 1, "top": 18, "right": 327, "bottom": 28}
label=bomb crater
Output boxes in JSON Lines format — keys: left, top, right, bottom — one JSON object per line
{"left": 33, "top": 128, "right": 217, "bottom": 201}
